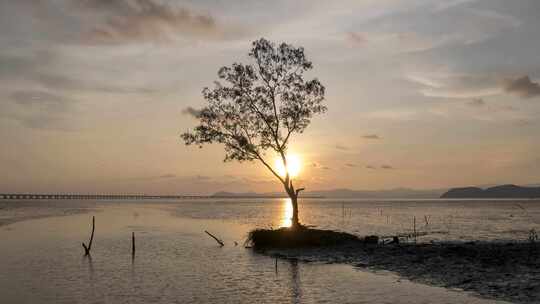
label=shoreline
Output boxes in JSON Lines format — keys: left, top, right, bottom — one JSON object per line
{"left": 265, "top": 240, "right": 540, "bottom": 304}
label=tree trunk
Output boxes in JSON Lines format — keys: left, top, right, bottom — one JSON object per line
{"left": 290, "top": 193, "right": 300, "bottom": 228}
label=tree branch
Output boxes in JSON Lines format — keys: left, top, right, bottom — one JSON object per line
{"left": 253, "top": 151, "right": 285, "bottom": 184}
{"left": 254, "top": 56, "right": 283, "bottom": 150}
{"left": 280, "top": 119, "right": 297, "bottom": 150}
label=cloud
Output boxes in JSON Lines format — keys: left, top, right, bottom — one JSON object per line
{"left": 500, "top": 105, "right": 517, "bottom": 112}
{"left": 80, "top": 0, "right": 242, "bottom": 44}
{"left": 362, "top": 134, "right": 380, "bottom": 139}
{"left": 347, "top": 32, "right": 367, "bottom": 45}
{"left": 335, "top": 144, "right": 350, "bottom": 151}
{"left": 406, "top": 73, "right": 502, "bottom": 98}
{"left": 310, "top": 162, "right": 331, "bottom": 170}
{"left": 181, "top": 106, "right": 201, "bottom": 118}
{"left": 11, "top": 90, "right": 72, "bottom": 107}
{"left": 504, "top": 76, "right": 540, "bottom": 99}
{"left": 159, "top": 174, "right": 176, "bottom": 179}
{"left": 345, "top": 163, "right": 357, "bottom": 167}
{"left": 124, "top": 173, "right": 179, "bottom": 181}
{"left": 433, "top": 0, "right": 478, "bottom": 12}
{"left": 514, "top": 119, "right": 532, "bottom": 126}
{"left": 365, "top": 164, "right": 395, "bottom": 170}
{"left": 0, "top": 52, "right": 155, "bottom": 94}
{"left": 37, "top": 72, "right": 156, "bottom": 94}
{"left": 467, "top": 98, "right": 485, "bottom": 107}
{"left": 4, "top": 90, "right": 76, "bottom": 130}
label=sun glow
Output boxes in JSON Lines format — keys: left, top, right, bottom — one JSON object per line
{"left": 274, "top": 153, "right": 302, "bottom": 178}
{"left": 281, "top": 198, "right": 293, "bottom": 228}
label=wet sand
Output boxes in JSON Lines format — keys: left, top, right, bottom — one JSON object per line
{"left": 267, "top": 241, "right": 540, "bottom": 303}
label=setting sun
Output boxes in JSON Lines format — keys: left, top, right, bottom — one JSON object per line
{"left": 274, "top": 153, "right": 302, "bottom": 178}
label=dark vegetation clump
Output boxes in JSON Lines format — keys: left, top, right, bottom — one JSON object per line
{"left": 247, "top": 226, "right": 361, "bottom": 249}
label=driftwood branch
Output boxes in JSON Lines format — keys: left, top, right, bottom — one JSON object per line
{"left": 82, "top": 216, "right": 95, "bottom": 255}
{"left": 205, "top": 230, "right": 224, "bottom": 246}
{"left": 295, "top": 187, "right": 305, "bottom": 196}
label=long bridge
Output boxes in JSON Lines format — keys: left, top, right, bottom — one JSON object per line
{"left": 0, "top": 194, "right": 214, "bottom": 200}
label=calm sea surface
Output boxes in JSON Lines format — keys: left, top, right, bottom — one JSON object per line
{"left": 2, "top": 198, "right": 537, "bottom": 303}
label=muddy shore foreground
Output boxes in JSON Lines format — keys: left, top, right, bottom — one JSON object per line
{"left": 266, "top": 240, "right": 540, "bottom": 303}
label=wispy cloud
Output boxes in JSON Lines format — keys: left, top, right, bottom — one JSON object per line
{"left": 80, "top": 0, "right": 244, "bottom": 44}
{"left": 4, "top": 90, "right": 76, "bottom": 130}
{"left": 362, "top": 134, "right": 380, "bottom": 139}
{"left": 504, "top": 76, "right": 540, "bottom": 99}
{"left": 406, "top": 72, "right": 502, "bottom": 99}
{"left": 514, "top": 119, "right": 532, "bottom": 127}
{"left": 0, "top": 51, "right": 155, "bottom": 94}
{"left": 364, "top": 164, "right": 395, "bottom": 170}
{"left": 467, "top": 98, "right": 485, "bottom": 107}
{"left": 335, "top": 144, "right": 350, "bottom": 151}
{"left": 159, "top": 173, "right": 177, "bottom": 179}
{"left": 11, "top": 90, "right": 72, "bottom": 107}
{"left": 181, "top": 106, "right": 201, "bottom": 118}
{"left": 311, "top": 162, "right": 331, "bottom": 170}
{"left": 346, "top": 32, "right": 367, "bottom": 45}
{"left": 125, "top": 173, "right": 178, "bottom": 181}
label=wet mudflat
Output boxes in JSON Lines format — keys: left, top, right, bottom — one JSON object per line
{"left": 0, "top": 199, "right": 518, "bottom": 303}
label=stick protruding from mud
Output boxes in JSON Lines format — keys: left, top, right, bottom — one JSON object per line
{"left": 132, "top": 232, "right": 136, "bottom": 257}
{"left": 205, "top": 230, "right": 224, "bottom": 247}
{"left": 82, "top": 216, "right": 95, "bottom": 255}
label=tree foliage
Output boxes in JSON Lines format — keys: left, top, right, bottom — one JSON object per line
{"left": 182, "top": 38, "right": 326, "bottom": 188}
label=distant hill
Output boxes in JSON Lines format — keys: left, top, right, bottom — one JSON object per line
{"left": 441, "top": 184, "right": 540, "bottom": 199}
{"left": 212, "top": 191, "right": 286, "bottom": 198}
{"left": 306, "top": 188, "right": 446, "bottom": 199}
{"left": 212, "top": 187, "right": 446, "bottom": 199}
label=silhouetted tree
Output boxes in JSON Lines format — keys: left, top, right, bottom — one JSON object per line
{"left": 181, "top": 38, "right": 326, "bottom": 228}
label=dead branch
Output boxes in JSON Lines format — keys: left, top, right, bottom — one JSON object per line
{"left": 82, "top": 216, "right": 95, "bottom": 255}
{"left": 205, "top": 230, "right": 224, "bottom": 246}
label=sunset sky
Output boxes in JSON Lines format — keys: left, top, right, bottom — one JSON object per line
{"left": 1, "top": 0, "right": 539, "bottom": 194}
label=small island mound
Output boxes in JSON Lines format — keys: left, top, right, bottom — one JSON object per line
{"left": 248, "top": 226, "right": 362, "bottom": 249}
{"left": 441, "top": 184, "right": 540, "bottom": 199}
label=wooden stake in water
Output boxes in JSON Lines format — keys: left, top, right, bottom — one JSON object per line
{"left": 132, "top": 232, "right": 136, "bottom": 257}
{"left": 413, "top": 216, "right": 417, "bottom": 244}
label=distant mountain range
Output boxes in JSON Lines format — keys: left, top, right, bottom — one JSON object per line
{"left": 212, "top": 188, "right": 447, "bottom": 199}
{"left": 213, "top": 184, "right": 540, "bottom": 199}
{"left": 441, "top": 184, "right": 540, "bottom": 199}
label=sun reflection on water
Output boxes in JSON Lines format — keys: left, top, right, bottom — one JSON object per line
{"left": 281, "top": 198, "right": 293, "bottom": 228}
